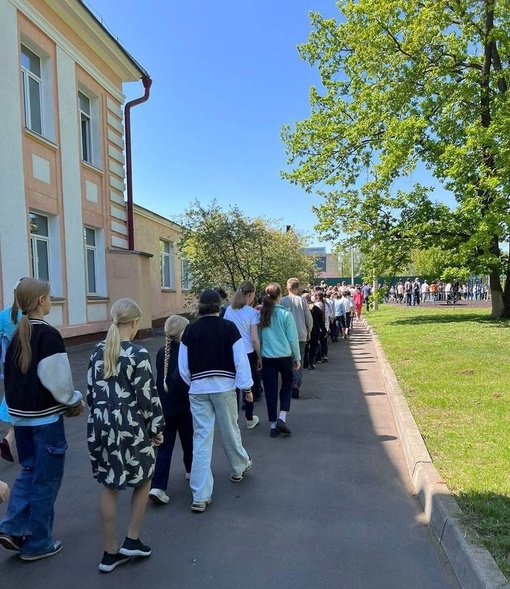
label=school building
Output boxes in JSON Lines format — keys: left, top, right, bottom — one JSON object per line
{"left": 0, "top": 0, "right": 192, "bottom": 342}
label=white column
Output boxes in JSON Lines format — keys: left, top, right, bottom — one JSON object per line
{"left": 0, "top": 1, "right": 30, "bottom": 305}
{"left": 56, "top": 46, "right": 87, "bottom": 325}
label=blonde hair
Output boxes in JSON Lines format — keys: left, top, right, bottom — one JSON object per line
{"left": 230, "top": 281, "right": 255, "bottom": 310}
{"left": 162, "top": 315, "right": 189, "bottom": 386}
{"left": 11, "top": 278, "right": 50, "bottom": 374}
{"left": 10, "top": 278, "right": 26, "bottom": 325}
{"left": 286, "top": 277, "right": 299, "bottom": 292}
{"left": 103, "top": 298, "right": 142, "bottom": 378}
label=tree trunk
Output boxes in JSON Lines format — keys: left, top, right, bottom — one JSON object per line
{"left": 501, "top": 271, "right": 510, "bottom": 318}
{"left": 489, "top": 271, "right": 507, "bottom": 318}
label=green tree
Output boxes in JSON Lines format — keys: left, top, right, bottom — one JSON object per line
{"left": 332, "top": 244, "right": 363, "bottom": 280}
{"left": 411, "top": 246, "right": 450, "bottom": 280}
{"left": 178, "top": 200, "right": 317, "bottom": 295}
{"left": 282, "top": 0, "right": 510, "bottom": 317}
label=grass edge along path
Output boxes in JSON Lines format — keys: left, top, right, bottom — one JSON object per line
{"left": 365, "top": 304, "right": 510, "bottom": 579}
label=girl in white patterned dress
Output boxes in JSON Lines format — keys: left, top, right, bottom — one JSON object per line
{"left": 87, "top": 299, "right": 164, "bottom": 573}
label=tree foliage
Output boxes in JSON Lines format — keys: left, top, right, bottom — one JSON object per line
{"left": 178, "top": 200, "right": 317, "bottom": 296}
{"left": 282, "top": 0, "right": 510, "bottom": 317}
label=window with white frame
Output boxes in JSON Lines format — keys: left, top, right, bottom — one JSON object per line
{"left": 21, "top": 45, "right": 42, "bottom": 135}
{"left": 79, "top": 92, "right": 92, "bottom": 164}
{"left": 29, "top": 212, "right": 50, "bottom": 281}
{"left": 84, "top": 227, "right": 97, "bottom": 294}
{"left": 181, "top": 257, "right": 192, "bottom": 290}
{"left": 29, "top": 212, "right": 63, "bottom": 295}
{"left": 83, "top": 227, "right": 106, "bottom": 296}
{"left": 160, "top": 240, "right": 175, "bottom": 289}
{"left": 20, "top": 42, "right": 55, "bottom": 141}
{"left": 78, "top": 89, "right": 101, "bottom": 167}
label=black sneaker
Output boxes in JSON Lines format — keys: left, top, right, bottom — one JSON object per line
{"left": 99, "top": 552, "right": 130, "bottom": 573}
{"left": 270, "top": 428, "right": 280, "bottom": 438}
{"left": 0, "top": 533, "right": 23, "bottom": 552}
{"left": 119, "top": 537, "right": 151, "bottom": 557}
{"left": 276, "top": 418, "right": 292, "bottom": 435}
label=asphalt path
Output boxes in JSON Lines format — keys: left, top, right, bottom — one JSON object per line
{"left": 0, "top": 322, "right": 461, "bottom": 589}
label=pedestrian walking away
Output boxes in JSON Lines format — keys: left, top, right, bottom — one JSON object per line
{"left": 0, "top": 278, "right": 84, "bottom": 561}
{"left": 178, "top": 289, "right": 252, "bottom": 513}
{"left": 87, "top": 298, "right": 164, "bottom": 573}
{"left": 149, "top": 315, "right": 193, "bottom": 506}
{"left": 224, "top": 282, "right": 261, "bottom": 429}
{"left": 280, "top": 278, "right": 312, "bottom": 399}
{"left": 353, "top": 286, "right": 364, "bottom": 321}
{"left": 258, "top": 283, "right": 300, "bottom": 438}
{"left": 302, "top": 292, "right": 322, "bottom": 370}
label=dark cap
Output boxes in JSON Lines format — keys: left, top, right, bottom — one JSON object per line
{"left": 199, "top": 289, "right": 221, "bottom": 305}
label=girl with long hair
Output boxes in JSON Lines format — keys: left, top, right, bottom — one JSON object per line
{"left": 149, "top": 315, "right": 193, "bottom": 505}
{"left": 258, "top": 283, "right": 300, "bottom": 437}
{"left": 87, "top": 299, "right": 164, "bottom": 573}
{"left": 224, "top": 281, "right": 261, "bottom": 429}
{"left": 0, "top": 278, "right": 84, "bottom": 561}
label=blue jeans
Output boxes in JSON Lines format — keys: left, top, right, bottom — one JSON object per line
{"left": 189, "top": 392, "right": 250, "bottom": 503}
{"left": 262, "top": 356, "right": 293, "bottom": 422}
{"left": 0, "top": 417, "right": 67, "bottom": 556}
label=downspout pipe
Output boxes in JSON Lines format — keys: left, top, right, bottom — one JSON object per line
{"left": 124, "top": 75, "right": 152, "bottom": 250}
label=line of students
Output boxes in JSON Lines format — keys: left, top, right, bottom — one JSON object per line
{"left": 0, "top": 278, "right": 304, "bottom": 573}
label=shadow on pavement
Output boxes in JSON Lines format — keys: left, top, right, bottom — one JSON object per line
{"left": 0, "top": 323, "right": 462, "bottom": 589}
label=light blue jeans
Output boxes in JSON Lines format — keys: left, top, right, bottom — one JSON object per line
{"left": 189, "top": 391, "right": 250, "bottom": 503}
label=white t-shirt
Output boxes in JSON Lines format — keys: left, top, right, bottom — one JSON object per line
{"left": 223, "top": 305, "right": 260, "bottom": 353}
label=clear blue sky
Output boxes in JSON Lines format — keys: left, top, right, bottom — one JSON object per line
{"left": 85, "top": 0, "right": 341, "bottom": 249}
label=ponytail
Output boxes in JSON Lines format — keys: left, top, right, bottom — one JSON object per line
{"left": 162, "top": 334, "right": 171, "bottom": 393}
{"left": 10, "top": 278, "right": 49, "bottom": 374}
{"left": 161, "top": 314, "right": 189, "bottom": 391}
{"left": 259, "top": 282, "right": 281, "bottom": 328}
{"left": 103, "top": 323, "right": 122, "bottom": 379}
{"left": 103, "top": 298, "right": 141, "bottom": 378}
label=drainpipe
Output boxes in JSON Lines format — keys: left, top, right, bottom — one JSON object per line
{"left": 124, "top": 75, "right": 152, "bottom": 250}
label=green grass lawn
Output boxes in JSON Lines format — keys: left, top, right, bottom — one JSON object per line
{"left": 365, "top": 303, "right": 510, "bottom": 578}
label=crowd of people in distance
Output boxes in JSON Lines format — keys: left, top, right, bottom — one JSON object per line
{"left": 0, "top": 276, "right": 365, "bottom": 573}
{"left": 389, "top": 278, "right": 489, "bottom": 306}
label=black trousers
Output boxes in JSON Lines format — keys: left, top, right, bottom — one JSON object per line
{"left": 152, "top": 413, "right": 193, "bottom": 490}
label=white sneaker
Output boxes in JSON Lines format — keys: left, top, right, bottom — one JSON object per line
{"left": 149, "top": 488, "right": 169, "bottom": 504}
{"left": 246, "top": 415, "right": 260, "bottom": 429}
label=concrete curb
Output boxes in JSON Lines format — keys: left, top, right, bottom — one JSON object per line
{"left": 365, "top": 321, "right": 510, "bottom": 589}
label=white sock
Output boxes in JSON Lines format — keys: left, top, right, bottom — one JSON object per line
{"left": 279, "top": 411, "right": 287, "bottom": 422}
{"left": 270, "top": 421, "right": 277, "bottom": 429}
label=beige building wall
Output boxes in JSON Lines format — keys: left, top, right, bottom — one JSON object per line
{"left": 134, "top": 205, "right": 194, "bottom": 324}
{"left": 0, "top": 0, "right": 155, "bottom": 340}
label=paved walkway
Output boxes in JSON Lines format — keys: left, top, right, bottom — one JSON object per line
{"left": 0, "top": 322, "right": 461, "bottom": 589}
